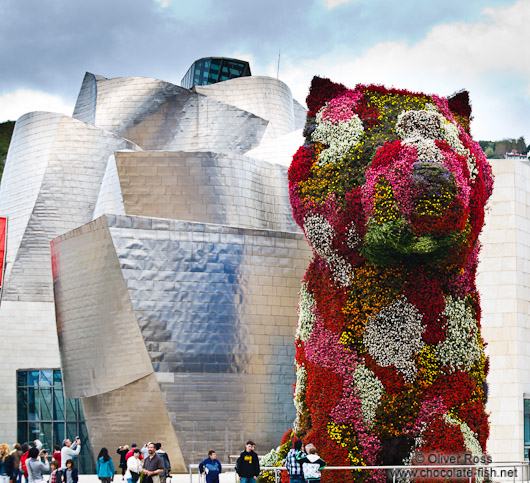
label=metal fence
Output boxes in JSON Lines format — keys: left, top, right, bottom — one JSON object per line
{"left": 188, "top": 461, "right": 530, "bottom": 483}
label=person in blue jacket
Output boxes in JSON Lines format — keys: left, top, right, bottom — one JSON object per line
{"left": 198, "top": 450, "right": 222, "bottom": 483}
{"left": 97, "top": 448, "right": 115, "bottom": 483}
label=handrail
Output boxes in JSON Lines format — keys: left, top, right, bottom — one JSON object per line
{"left": 188, "top": 461, "right": 530, "bottom": 483}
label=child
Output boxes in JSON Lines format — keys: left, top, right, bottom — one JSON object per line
{"left": 198, "top": 450, "right": 222, "bottom": 483}
{"left": 62, "top": 459, "right": 78, "bottom": 483}
{"left": 296, "top": 444, "right": 326, "bottom": 483}
{"left": 49, "top": 460, "right": 59, "bottom": 483}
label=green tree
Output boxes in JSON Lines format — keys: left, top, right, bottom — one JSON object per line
{"left": 0, "top": 121, "right": 16, "bottom": 178}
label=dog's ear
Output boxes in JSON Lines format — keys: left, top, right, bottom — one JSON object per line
{"left": 447, "top": 90, "right": 472, "bottom": 134}
{"left": 306, "top": 76, "right": 348, "bottom": 117}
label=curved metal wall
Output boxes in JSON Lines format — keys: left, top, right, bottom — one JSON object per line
{"left": 195, "top": 76, "right": 297, "bottom": 142}
{"left": 53, "top": 214, "right": 311, "bottom": 465}
{"left": 0, "top": 112, "right": 139, "bottom": 302}
{"left": 97, "top": 150, "right": 298, "bottom": 231}
{"left": 71, "top": 74, "right": 269, "bottom": 154}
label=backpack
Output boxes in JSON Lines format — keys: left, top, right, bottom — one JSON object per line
{"left": 20, "top": 452, "right": 29, "bottom": 478}
{"left": 157, "top": 452, "right": 171, "bottom": 476}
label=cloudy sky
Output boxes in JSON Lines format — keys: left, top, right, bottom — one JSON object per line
{"left": 1, "top": 0, "right": 529, "bottom": 143}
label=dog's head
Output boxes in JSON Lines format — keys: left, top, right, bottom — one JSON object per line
{"left": 289, "top": 78, "right": 493, "bottom": 283}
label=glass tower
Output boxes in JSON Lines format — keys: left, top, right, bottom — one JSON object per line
{"left": 181, "top": 57, "right": 251, "bottom": 89}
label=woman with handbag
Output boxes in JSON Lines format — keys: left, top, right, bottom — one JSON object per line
{"left": 124, "top": 449, "right": 142, "bottom": 483}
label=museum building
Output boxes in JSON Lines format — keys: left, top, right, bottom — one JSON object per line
{"left": 0, "top": 58, "right": 529, "bottom": 469}
{"left": 0, "top": 59, "right": 310, "bottom": 471}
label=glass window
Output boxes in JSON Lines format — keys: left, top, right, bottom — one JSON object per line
{"left": 40, "top": 370, "right": 53, "bottom": 386}
{"left": 40, "top": 388, "right": 52, "bottom": 420}
{"left": 17, "top": 387, "right": 27, "bottom": 421}
{"left": 28, "top": 370, "right": 40, "bottom": 386}
{"left": 53, "top": 389, "right": 64, "bottom": 420}
{"left": 53, "top": 370, "right": 62, "bottom": 387}
{"left": 16, "top": 369, "right": 94, "bottom": 473}
{"left": 28, "top": 387, "right": 39, "bottom": 420}
{"left": 17, "top": 422, "right": 27, "bottom": 446}
{"left": 65, "top": 398, "right": 77, "bottom": 421}
{"left": 17, "top": 371, "right": 27, "bottom": 387}
{"left": 523, "top": 399, "right": 530, "bottom": 458}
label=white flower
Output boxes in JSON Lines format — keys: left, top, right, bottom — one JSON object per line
{"left": 347, "top": 223, "right": 362, "bottom": 250}
{"left": 396, "top": 109, "right": 441, "bottom": 141}
{"left": 396, "top": 104, "right": 478, "bottom": 180}
{"left": 260, "top": 446, "right": 281, "bottom": 467}
{"left": 435, "top": 296, "right": 482, "bottom": 372}
{"left": 293, "top": 363, "right": 308, "bottom": 431}
{"left": 363, "top": 297, "right": 425, "bottom": 383}
{"left": 353, "top": 364, "right": 385, "bottom": 428}
{"left": 296, "top": 282, "right": 316, "bottom": 342}
{"left": 303, "top": 214, "right": 353, "bottom": 287}
{"left": 304, "top": 215, "right": 335, "bottom": 256}
{"left": 443, "top": 413, "right": 485, "bottom": 483}
{"left": 312, "top": 108, "right": 364, "bottom": 166}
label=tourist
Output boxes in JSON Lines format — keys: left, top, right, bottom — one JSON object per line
{"left": 153, "top": 444, "right": 170, "bottom": 483}
{"left": 52, "top": 447, "right": 61, "bottom": 471}
{"left": 285, "top": 440, "right": 305, "bottom": 483}
{"left": 96, "top": 448, "right": 114, "bottom": 483}
{"left": 49, "top": 461, "right": 59, "bottom": 483}
{"left": 124, "top": 449, "right": 142, "bottom": 483}
{"left": 9, "top": 444, "right": 22, "bottom": 483}
{"left": 295, "top": 444, "right": 326, "bottom": 483}
{"left": 116, "top": 446, "right": 129, "bottom": 480}
{"left": 141, "top": 444, "right": 163, "bottom": 483}
{"left": 60, "top": 439, "right": 81, "bottom": 472}
{"left": 140, "top": 445, "right": 150, "bottom": 461}
{"left": 61, "top": 460, "right": 77, "bottom": 483}
{"left": 0, "top": 444, "right": 13, "bottom": 483}
{"left": 19, "top": 444, "right": 29, "bottom": 483}
{"left": 125, "top": 445, "right": 138, "bottom": 461}
{"left": 26, "top": 447, "right": 49, "bottom": 483}
{"left": 198, "top": 450, "right": 222, "bottom": 483}
{"left": 235, "top": 441, "right": 260, "bottom": 483}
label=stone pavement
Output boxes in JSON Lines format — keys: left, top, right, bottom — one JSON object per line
{"left": 78, "top": 473, "right": 239, "bottom": 483}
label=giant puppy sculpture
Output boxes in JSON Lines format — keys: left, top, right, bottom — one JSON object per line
{"left": 287, "top": 78, "right": 493, "bottom": 482}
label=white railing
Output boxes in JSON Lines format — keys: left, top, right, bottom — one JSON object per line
{"left": 188, "top": 461, "right": 530, "bottom": 483}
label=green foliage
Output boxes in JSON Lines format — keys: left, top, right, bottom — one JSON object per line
{"left": 0, "top": 121, "right": 16, "bottom": 179}
{"left": 478, "top": 136, "right": 528, "bottom": 158}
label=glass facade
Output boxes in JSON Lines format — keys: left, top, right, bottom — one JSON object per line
{"left": 181, "top": 57, "right": 251, "bottom": 89}
{"left": 523, "top": 399, "right": 530, "bottom": 460}
{"left": 17, "top": 369, "right": 95, "bottom": 473}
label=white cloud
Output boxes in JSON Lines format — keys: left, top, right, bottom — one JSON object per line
{"left": 324, "top": 0, "right": 354, "bottom": 9}
{"left": 154, "top": 0, "right": 170, "bottom": 7}
{"left": 270, "top": 0, "right": 530, "bottom": 141}
{"left": 0, "top": 89, "right": 74, "bottom": 123}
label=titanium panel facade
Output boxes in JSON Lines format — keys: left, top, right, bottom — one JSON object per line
{"left": 194, "top": 76, "right": 297, "bottom": 142}
{"left": 98, "top": 150, "right": 298, "bottom": 231}
{"left": 72, "top": 74, "right": 269, "bottom": 154}
{"left": 0, "top": 111, "right": 139, "bottom": 302}
{"left": 53, "top": 214, "right": 311, "bottom": 465}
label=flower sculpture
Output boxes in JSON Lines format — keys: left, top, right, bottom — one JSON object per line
{"left": 286, "top": 78, "right": 493, "bottom": 483}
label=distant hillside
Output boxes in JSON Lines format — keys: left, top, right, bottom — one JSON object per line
{"left": 479, "top": 137, "right": 528, "bottom": 159}
{"left": 0, "top": 121, "right": 15, "bottom": 178}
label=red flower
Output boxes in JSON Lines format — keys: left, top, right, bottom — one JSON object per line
{"left": 306, "top": 77, "right": 348, "bottom": 118}
{"left": 288, "top": 145, "right": 315, "bottom": 185}
{"left": 426, "top": 372, "right": 476, "bottom": 409}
